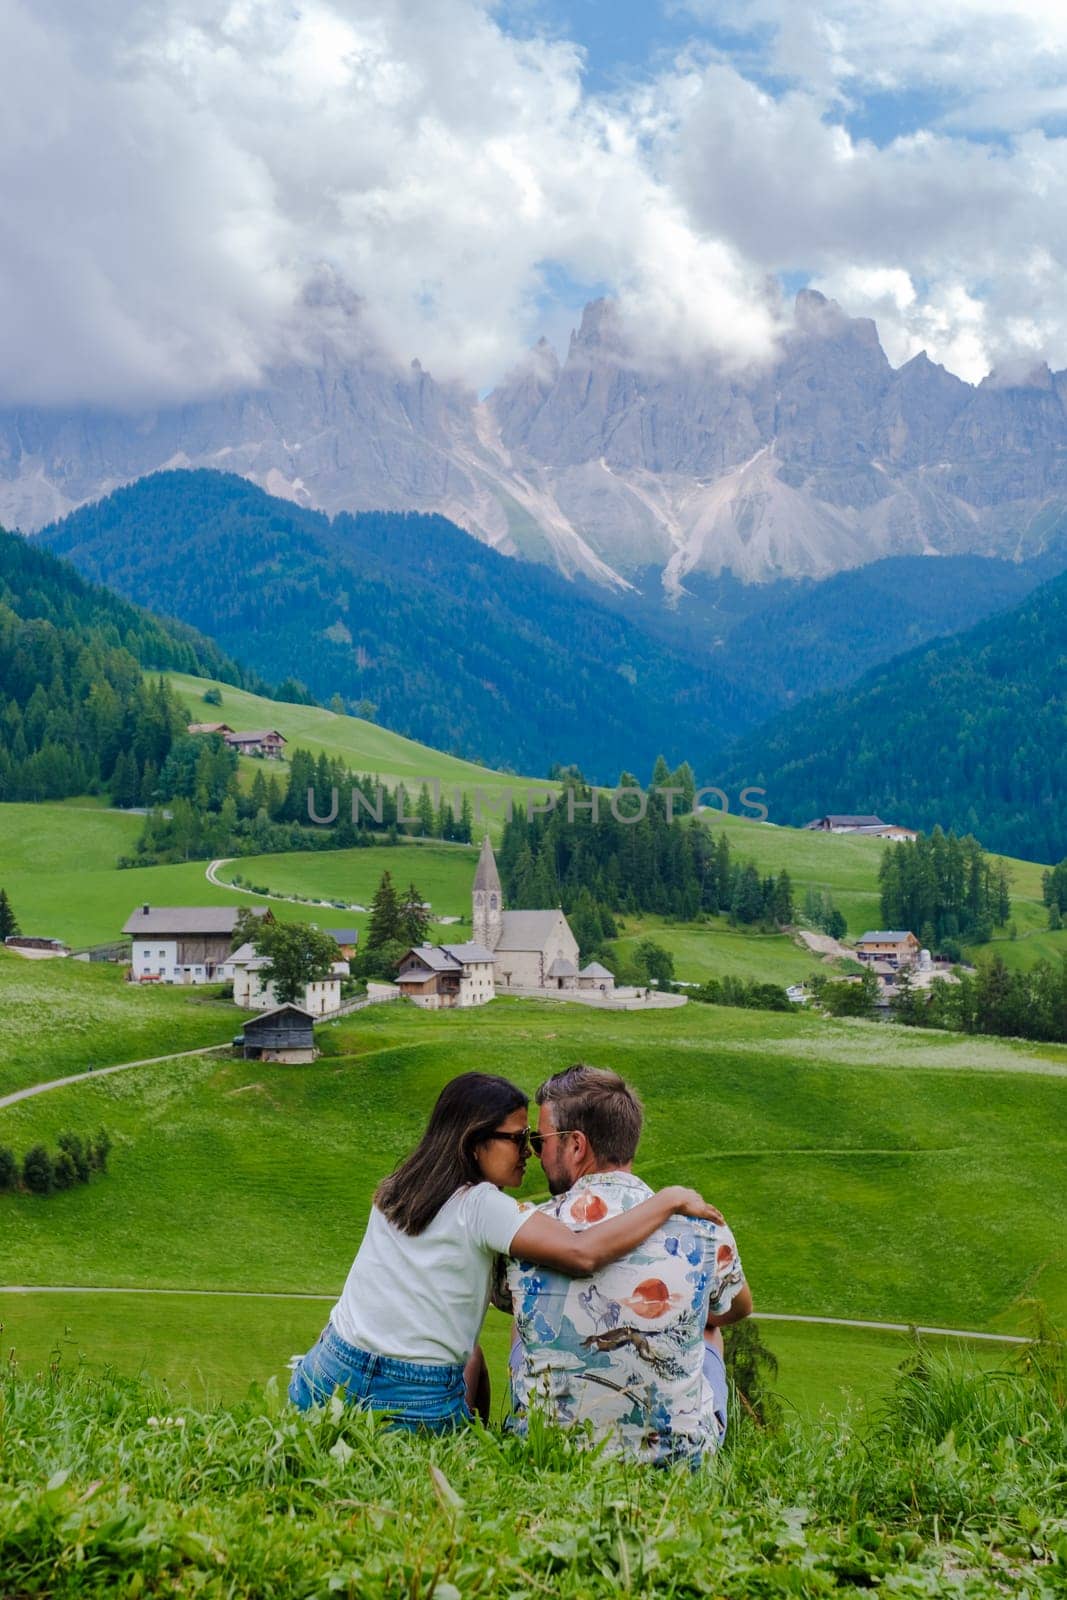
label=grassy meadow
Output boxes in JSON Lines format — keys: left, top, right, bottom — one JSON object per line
{"left": 166, "top": 672, "right": 550, "bottom": 808}
{"left": 2, "top": 988, "right": 1064, "bottom": 1418}
{"left": 0, "top": 948, "right": 244, "bottom": 1098}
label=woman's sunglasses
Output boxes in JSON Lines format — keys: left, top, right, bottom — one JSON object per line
{"left": 485, "top": 1129, "right": 532, "bottom": 1151}
{"left": 487, "top": 1129, "right": 576, "bottom": 1155}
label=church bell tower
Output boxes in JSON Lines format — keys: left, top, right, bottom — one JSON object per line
{"left": 472, "top": 835, "right": 503, "bottom": 950}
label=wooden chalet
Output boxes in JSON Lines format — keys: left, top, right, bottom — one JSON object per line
{"left": 236, "top": 1005, "right": 316, "bottom": 1063}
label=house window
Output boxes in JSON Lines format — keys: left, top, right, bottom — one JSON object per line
{"left": 158, "top": 949, "right": 166, "bottom": 957}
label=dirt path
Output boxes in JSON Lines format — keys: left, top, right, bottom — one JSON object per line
{"left": 0, "top": 1284, "right": 1029, "bottom": 1343}
{"left": 0, "top": 1044, "right": 229, "bottom": 1111}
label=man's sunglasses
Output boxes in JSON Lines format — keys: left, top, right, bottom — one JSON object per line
{"left": 485, "top": 1129, "right": 576, "bottom": 1154}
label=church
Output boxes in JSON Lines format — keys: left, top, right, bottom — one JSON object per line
{"left": 473, "top": 835, "right": 605, "bottom": 994}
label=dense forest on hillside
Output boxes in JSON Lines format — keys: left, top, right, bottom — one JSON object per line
{"left": 496, "top": 761, "right": 796, "bottom": 959}
{"left": 604, "top": 552, "right": 1058, "bottom": 704}
{"left": 38, "top": 471, "right": 771, "bottom": 782}
{"left": 0, "top": 528, "right": 256, "bottom": 803}
{"left": 720, "top": 570, "right": 1067, "bottom": 862}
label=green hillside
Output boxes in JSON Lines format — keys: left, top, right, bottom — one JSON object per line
{"left": 2, "top": 778, "right": 1058, "bottom": 975}
{"left": 721, "top": 569, "right": 1067, "bottom": 863}
{"left": 165, "top": 672, "right": 545, "bottom": 805}
{"left": 0, "top": 946, "right": 243, "bottom": 1097}
{"left": 2, "top": 983, "right": 1064, "bottom": 1417}
{"left": 39, "top": 470, "right": 771, "bottom": 781}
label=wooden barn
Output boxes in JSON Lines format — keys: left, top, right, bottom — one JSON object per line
{"left": 235, "top": 1005, "right": 317, "bottom": 1063}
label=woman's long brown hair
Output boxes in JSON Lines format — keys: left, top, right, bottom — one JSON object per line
{"left": 375, "top": 1072, "right": 528, "bottom": 1235}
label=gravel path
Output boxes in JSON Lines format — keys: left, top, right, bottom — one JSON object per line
{"left": 0, "top": 1044, "right": 228, "bottom": 1111}
{"left": 0, "top": 1285, "right": 1029, "bottom": 1342}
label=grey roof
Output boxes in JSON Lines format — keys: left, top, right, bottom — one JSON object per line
{"left": 473, "top": 835, "right": 501, "bottom": 894}
{"left": 225, "top": 728, "right": 286, "bottom": 743}
{"left": 229, "top": 941, "right": 269, "bottom": 967}
{"left": 402, "top": 945, "right": 462, "bottom": 973}
{"left": 858, "top": 931, "right": 916, "bottom": 942}
{"left": 807, "top": 814, "right": 885, "bottom": 828}
{"left": 325, "top": 929, "right": 359, "bottom": 943}
{"left": 494, "top": 909, "right": 563, "bottom": 951}
{"left": 442, "top": 942, "right": 496, "bottom": 964}
{"left": 123, "top": 905, "right": 266, "bottom": 936}
{"left": 580, "top": 961, "right": 614, "bottom": 978}
{"left": 244, "top": 1004, "right": 314, "bottom": 1029}
{"left": 546, "top": 956, "right": 577, "bottom": 978}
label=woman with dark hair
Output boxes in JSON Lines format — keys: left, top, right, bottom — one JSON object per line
{"left": 289, "top": 1071, "right": 719, "bottom": 1431}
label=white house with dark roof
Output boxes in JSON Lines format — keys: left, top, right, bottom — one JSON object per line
{"left": 123, "top": 904, "right": 270, "bottom": 984}
{"left": 227, "top": 941, "right": 343, "bottom": 1015}
{"left": 472, "top": 837, "right": 581, "bottom": 992}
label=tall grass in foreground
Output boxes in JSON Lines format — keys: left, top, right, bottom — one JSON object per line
{"left": 1, "top": 1340, "right": 1064, "bottom": 1598}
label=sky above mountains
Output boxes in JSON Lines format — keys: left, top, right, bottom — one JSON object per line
{"left": 3, "top": 0, "right": 1066, "bottom": 409}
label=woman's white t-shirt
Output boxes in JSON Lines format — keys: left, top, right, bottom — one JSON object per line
{"left": 331, "top": 1183, "right": 526, "bottom": 1366}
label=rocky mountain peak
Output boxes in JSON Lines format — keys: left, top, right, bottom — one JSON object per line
{"left": 5, "top": 295, "right": 1067, "bottom": 590}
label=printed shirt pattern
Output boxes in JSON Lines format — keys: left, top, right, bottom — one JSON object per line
{"left": 506, "top": 1171, "right": 745, "bottom": 1465}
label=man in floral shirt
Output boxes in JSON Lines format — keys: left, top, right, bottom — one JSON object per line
{"left": 505, "top": 1064, "right": 752, "bottom": 1466}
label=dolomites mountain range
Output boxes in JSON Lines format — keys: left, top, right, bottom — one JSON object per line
{"left": 7, "top": 290, "right": 1067, "bottom": 590}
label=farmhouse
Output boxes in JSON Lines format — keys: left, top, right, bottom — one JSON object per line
{"left": 396, "top": 942, "right": 496, "bottom": 1009}
{"left": 472, "top": 837, "right": 582, "bottom": 993}
{"left": 855, "top": 930, "right": 921, "bottom": 968}
{"left": 187, "top": 722, "right": 234, "bottom": 735}
{"left": 804, "top": 814, "right": 918, "bottom": 840}
{"left": 224, "top": 729, "right": 287, "bottom": 759}
{"left": 228, "top": 941, "right": 343, "bottom": 1015}
{"left": 4, "top": 934, "right": 70, "bottom": 959}
{"left": 326, "top": 929, "right": 359, "bottom": 960}
{"left": 236, "top": 1005, "right": 316, "bottom": 1064}
{"left": 123, "top": 904, "right": 270, "bottom": 983}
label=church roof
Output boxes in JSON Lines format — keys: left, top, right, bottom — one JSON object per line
{"left": 473, "top": 835, "right": 501, "bottom": 894}
{"left": 494, "top": 909, "right": 564, "bottom": 951}
{"left": 546, "top": 956, "right": 577, "bottom": 978}
{"left": 580, "top": 961, "right": 614, "bottom": 978}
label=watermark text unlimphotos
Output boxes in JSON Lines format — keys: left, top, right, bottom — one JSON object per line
{"left": 305, "top": 781, "right": 768, "bottom": 827}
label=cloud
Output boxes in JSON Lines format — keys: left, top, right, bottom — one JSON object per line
{"left": 0, "top": 0, "right": 777, "bottom": 406}
{"left": 651, "top": 44, "right": 1067, "bottom": 378}
{"left": 0, "top": 0, "right": 1065, "bottom": 406}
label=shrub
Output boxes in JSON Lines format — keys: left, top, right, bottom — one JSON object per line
{"left": 52, "top": 1151, "right": 78, "bottom": 1191}
{"left": 0, "top": 1146, "right": 17, "bottom": 1190}
{"left": 58, "top": 1131, "right": 91, "bottom": 1184}
{"left": 91, "top": 1128, "right": 113, "bottom": 1174}
{"left": 22, "top": 1145, "right": 55, "bottom": 1195}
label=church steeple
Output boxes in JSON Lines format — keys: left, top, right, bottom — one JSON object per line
{"left": 472, "top": 835, "right": 503, "bottom": 949}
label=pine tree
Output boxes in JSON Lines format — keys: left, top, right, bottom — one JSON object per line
{"left": 0, "top": 888, "right": 18, "bottom": 940}
{"left": 366, "top": 870, "right": 401, "bottom": 949}
{"left": 415, "top": 783, "right": 435, "bottom": 837}
{"left": 398, "top": 883, "right": 431, "bottom": 946}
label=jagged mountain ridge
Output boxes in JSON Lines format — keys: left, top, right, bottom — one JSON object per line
{"left": 5, "top": 290, "right": 1067, "bottom": 587}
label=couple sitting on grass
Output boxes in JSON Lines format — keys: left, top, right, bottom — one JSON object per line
{"left": 290, "top": 1064, "right": 752, "bottom": 1467}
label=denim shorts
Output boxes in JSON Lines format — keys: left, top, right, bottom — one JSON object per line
{"left": 288, "top": 1323, "right": 471, "bottom": 1433}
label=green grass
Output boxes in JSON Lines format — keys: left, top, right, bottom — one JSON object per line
{"left": 216, "top": 842, "right": 479, "bottom": 944}
{"left": 2, "top": 1346, "right": 1063, "bottom": 1597}
{"left": 0, "top": 949, "right": 243, "bottom": 1097}
{"left": 2, "top": 997, "right": 1064, "bottom": 1410}
{"left": 609, "top": 915, "right": 818, "bottom": 986}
